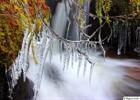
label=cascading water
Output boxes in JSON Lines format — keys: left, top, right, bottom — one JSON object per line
{"left": 37, "top": 50, "right": 140, "bottom": 100}
{"left": 8, "top": 1, "right": 140, "bottom": 100}
{"left": 35, "top": 1, "right": 140, "bottom": 100}
{"left": 52, "top": 1, "right": 68, "bottom": 37}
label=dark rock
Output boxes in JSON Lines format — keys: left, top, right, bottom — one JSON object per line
{"left": 12, "top": 71, "right": 34, "bottom": 100}
{"left": 0, "top": 66, "right": 9, "bottom": 100}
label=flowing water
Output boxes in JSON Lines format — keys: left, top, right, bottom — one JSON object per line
{"left": 10, "top": 1, "right": 140, "bottom": 100}
{"left": 36, "top": 51, "right": 140, "bottom": 100}
{"left": 35, "top": 1, "right": 140, "bottom": 100}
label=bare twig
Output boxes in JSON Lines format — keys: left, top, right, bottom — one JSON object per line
{"left": 88, "top": 22, "right": 106, "bottom": 40}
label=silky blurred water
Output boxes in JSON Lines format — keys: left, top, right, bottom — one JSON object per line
{"left": 35, "top": 52, "right": 140, "bottom": 100}
{"left": 34, "top": 1, "right": 140, "bottom": 100}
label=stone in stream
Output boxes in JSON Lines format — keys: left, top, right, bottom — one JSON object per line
{"left": 12, "top": 71, "right": 34, "bottom": 100}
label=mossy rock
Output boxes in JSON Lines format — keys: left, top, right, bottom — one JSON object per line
{"left": 0, "top": 1, "right": 24, "bottom": 68}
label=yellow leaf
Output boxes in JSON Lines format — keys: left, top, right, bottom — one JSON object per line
{"left": 34, "top": 18, "right": 42, "bottom": 34}
{"left": 31, "top": 41, "right": 38, "bottom": 64}
{"left": 43, "top": 11, "right": 50, "bottom": 23}
{"left": 79, "top": 0, "right": 84, "bottom": 6}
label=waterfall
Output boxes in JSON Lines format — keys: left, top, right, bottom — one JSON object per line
{"left": 8, "top": 1, "right": 140, "bottom": 100}
{"left": 50, "top": 1, "right": 68, "bottom": 55}
{"left": 37, "top": 51, "right": 140, "bottom": 100}
{"left": 52, "top": 0, "right": 81, "bottom": 41}
{"left": 134, "top": 26, "right": 140, "bottom": 55}
{"left": 52, "top": 1, "right": 68, "bottom": 37}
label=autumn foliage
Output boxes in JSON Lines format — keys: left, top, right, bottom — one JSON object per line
{"left": 0, "top": 0, "right": 50, "bottom": 68}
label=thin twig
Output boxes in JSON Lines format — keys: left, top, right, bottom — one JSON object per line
{"left": 88, "top": 22, "right": 106, "bottom": 40}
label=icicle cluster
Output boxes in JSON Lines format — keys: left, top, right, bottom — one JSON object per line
{"left": 112, "top": 21, "right": 131, "bottom": 55}
{"left": 57, "top": 39, "right": 96, "bottom": 80}
{"left": 9, "top": 25, "right": 53, "bottom": 99}
{"left": 8, "top": 0, "right": 109, "bottom": 99}
{"left": 10, "top": 29, "right": 30, "bottom": 88}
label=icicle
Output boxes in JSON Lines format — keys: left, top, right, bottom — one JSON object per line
{"left": 93, "top": 44, "right": 97, "bottom": 52}
{"left": 74, "top": 51, "right": 78, "bottom": 62}
{"left": 6, "top": 69, "right": 13, "bottom": 100}
{"left": 49, "top": 48, "right": 52, "bottom": 63}
{"left": 85, "top": 42, "right": 88, "bottom": 54}
{"left": 23, "top": 46, "right": 30, "bottom": 80}
{"left": 135, "top": 27, "right": 140, "bottom": 55}
{"left": 49, "top": 43, "right": 53, "bottom": 63}
{"left": 123, "top": 22, "right": 128, "bottom": 54}
{"left": 63, "top": 44, "right": 67, "bottom": 71}
{"left": 89, "top": 63, "right": 94, "bottom": 82}
{"left": 11, "top": 66, "right": 16, "bottom": 88}
{"left": 34, "top": 39, "right": 52, "bottom": 99}
{"left": 89, "top": 42, "right": 93, "bottom": 50}
{"left": 117, "top": 49, "right": 121, "bottom": 55}
{"left": 59, "top": 40, "right": 63, "bottom": 61}
{"left": 127, "top": 22, "right": 131, "bottom": 47}
{"left": 116, "top": 21, "right": 131, "bottom": 55}
{"left": 63, "top": 54, "right": 66, "bottom": 71}
{"left": 74, "top": 43, "right": 78, "bottom": 62}
{"left": 77, "top": 54, "right": 82, "bottom": 76}
{"left": 66, "top": 48, "right": 70, "bottom": 70}
{"left": 83, "top": 57, "right": 87, "bottom": 77}
{"left": 87, "top": 42, "right": 91, "bottom": 52}
{"left": 113, "top": 21, "right": 119, "bottom": 38}
{"left": 117, "top": 21, "right": 124, "bottom": 55}
{"left": 71, "top": 46, "right": 74, "bottom": 69}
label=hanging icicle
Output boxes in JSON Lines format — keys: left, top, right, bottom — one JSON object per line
{"left": 74, "top": 43, "right": 78, "bottom": 62}
{"left": 84, "top": 42, "right": 88, "bottom": 54}
{"left": 34, "top": 38, "right": 52, "bottom": 99}
{"left": 112, "top": 20, "right": 132, "bottom": 55}
{"left": 127, "top": 23, "right": 131, "bottom": 47}
{"left": 49, "top": 43, "right": 53, "bottom": 63}
{"left": 71, "top": 44, "right": 74, "bottom": 69}
{"left": 77, "top": 54, "right": 83, "bottom": 76}
{"left": 66, "top": 47, "right": 71, "bottom": 70}
{"left": 63, "top": 42, "right": 69, "bottom": 71}
{"left": 135, "top": 26, "right": 140, "bottom": 55}
{"left": 59, "top": 40, "right": 63, "bottom": 62}
{"left": 89, "top": 63, "right": 94, "bottom": 82}
{"left": 93, "top": 43, "right": 97, "bottom": 52}
{"left": 83, "top": 56, "right": 87, "bottom": 77}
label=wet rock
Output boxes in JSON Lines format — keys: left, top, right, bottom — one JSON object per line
{"left": 12, "top": 71, "right": 34, "bottom": 100}
{"left": 0, "top": 66, "right": 9, "bottom": 100}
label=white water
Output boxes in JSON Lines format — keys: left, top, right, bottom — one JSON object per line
{"left": 10, "top": 1, "right": 140, "bottom": 100}
{"left": 35, "top": 2, "right": 140, "bottom": 100}
{"left": 35, "top": 50, "right": 140, "bottom": 100}
{"left": 52, "top": 1, "right": 67, "bottom": 36}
